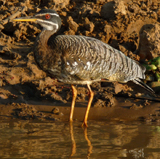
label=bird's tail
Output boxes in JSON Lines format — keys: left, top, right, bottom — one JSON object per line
{"left": 132, "top": 78, "right": 155, "bottom": 95}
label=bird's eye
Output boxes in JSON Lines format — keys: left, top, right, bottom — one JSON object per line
{"left": 45, "top": 14, "right": 51, "bottom": 19}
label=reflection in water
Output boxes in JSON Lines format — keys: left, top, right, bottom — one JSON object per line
{"left": 69, "top": 122, "right": 92, "bottom": 158}
{"left": 83, "top": 127, "right": 93, "bottom": 158}
{"left": 0, "top": 120, "right": 160, "bottom": 158}
{"left": 69, "top": 122, "right": 76, "bottom": 157}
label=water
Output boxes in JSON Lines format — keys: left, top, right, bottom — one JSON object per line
{"left": 0, "top": 120, "right": 160, "bottom": 159}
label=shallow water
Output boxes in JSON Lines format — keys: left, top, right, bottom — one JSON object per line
{"left": 0, "top": 120, "right": 160, "bottom": 159}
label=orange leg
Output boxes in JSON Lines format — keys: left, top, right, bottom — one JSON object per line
{"left": 82, "top": 84, "right": 94, "bottom": 127}
{"left": 70, "top": 85, "right": 77, "bottom": 122}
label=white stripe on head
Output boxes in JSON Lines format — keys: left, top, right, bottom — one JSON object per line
{"left": 37, "top": 19, "right": 59, "bottom": 31}
{"left": 35, "top": 13, "right": 59, "bottom": 17}
{"left": 49, "top": 13, "right": 59, "bottom": 17}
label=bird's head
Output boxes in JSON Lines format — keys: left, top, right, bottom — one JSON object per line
{"left": 13, "top": 9, "right": 61, "bottom": 33}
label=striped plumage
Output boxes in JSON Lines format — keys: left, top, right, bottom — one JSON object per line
{"left": 35, "top": 34, "right": 146, "bottom": 84}
{"left": 14, "top": 9, "right": 154, "bottom": 127}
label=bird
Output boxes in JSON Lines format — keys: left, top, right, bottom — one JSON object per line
{"left": 13, "top": 9, "right": 154, "bottom": 127}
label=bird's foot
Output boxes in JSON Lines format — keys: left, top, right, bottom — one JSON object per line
{"left": 81, "top": 121, "right": 88, "bottom": 127}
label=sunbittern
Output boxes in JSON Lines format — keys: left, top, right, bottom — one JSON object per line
{"left": 13, "top": 9, "right": 154, "bottom": 127}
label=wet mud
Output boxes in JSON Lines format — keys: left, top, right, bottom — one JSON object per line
{"left": 0, "top": 0, "right": 160, "bottom": 124}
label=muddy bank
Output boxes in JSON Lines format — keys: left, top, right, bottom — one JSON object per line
{"left": 0, "top": 0, "right": 160, "bottom": 123}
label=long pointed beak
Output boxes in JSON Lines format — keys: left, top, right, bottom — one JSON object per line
{"left": 13, "top": 16, "right": 37, "bottom": 22}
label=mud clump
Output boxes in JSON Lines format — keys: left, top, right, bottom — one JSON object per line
{"left": 0, "top": 0, "right": 160, "bottom": 122}
{"left": 101, "top": 0, "right": 127, "bottom": 20}
{"left": 138, "top": 24, "right": 160, "bottom": 60}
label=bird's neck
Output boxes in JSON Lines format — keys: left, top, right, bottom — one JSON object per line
{"left": 36, "top": 29, "right": 54, "bottom": 46}
{"left": 33, "top": 30, "right": 55, "bottom": 70}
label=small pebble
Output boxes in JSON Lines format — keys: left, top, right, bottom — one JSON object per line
{"left": 51, "top": 107, "right": 59, "bottom": 115}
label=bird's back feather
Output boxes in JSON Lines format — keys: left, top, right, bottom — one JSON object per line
{"left": 48, "top": 35, "right": 146, "bottom": 84}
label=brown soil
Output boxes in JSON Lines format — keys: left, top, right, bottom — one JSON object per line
{"left": 0, "top": 0, "right": 160, "bottom": 125}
